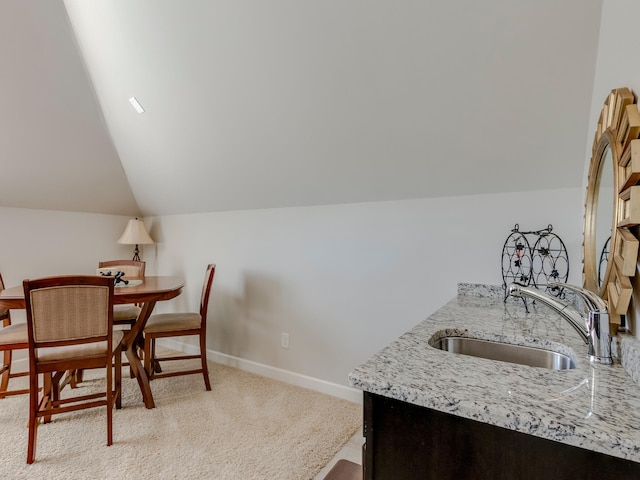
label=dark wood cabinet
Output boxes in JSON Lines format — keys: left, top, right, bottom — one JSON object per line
{"left": 363, "top": 392, "right": 640, "bottom": 480}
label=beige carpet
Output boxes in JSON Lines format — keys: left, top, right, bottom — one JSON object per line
{"left": 0, "top": 361, "right": 362, "bottom": 479}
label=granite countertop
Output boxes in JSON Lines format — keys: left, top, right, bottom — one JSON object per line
{"left": 348, "top": 283, "right": 640, "bottom": 463}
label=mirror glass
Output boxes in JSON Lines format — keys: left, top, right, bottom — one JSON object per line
{"left": 583, "top": 129, "right": 618, "bottom": 296}
{"left": 595, "top": 145, "right": 614, "bottom": 289}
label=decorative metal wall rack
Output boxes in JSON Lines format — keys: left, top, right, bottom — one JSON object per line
{"left": 501, "top": 224, "right": 569, "bottom": 300}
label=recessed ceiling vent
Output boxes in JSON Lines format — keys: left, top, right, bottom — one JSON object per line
{"left": 128, "top": 96, "right": 145, "bottom": 114}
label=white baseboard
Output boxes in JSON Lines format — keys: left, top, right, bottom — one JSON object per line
{"left": 157, "top": 338, "right": 363, "bottom": 404}
{"left": 9, "top": 341, "right": 364, "bottom": 404}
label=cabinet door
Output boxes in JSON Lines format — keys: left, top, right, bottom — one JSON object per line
{"left": 363, "top": 392, "right": 640, "bottom": 480}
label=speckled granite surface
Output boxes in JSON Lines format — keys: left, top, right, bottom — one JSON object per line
{"left": 621, "top": 336, "right": 640, "bottom": 387}
{"left": 349, "top": 283, "right": 640, "bottom": 463}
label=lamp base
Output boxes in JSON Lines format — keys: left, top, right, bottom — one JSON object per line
{"left": 132, "top": 244, "right": 141, "bottom": 261}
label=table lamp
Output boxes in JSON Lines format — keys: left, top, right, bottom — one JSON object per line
{"left": 118, "top": 218, "right": 155, "bottom": 261}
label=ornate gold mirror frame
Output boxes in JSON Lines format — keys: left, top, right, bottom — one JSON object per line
{"left": 584, "top": 87, "right": 640, "bottom": 327}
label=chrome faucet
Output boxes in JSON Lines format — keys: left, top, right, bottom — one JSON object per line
{"left": 508, "top": 282, "right": 613, "bottom": 365}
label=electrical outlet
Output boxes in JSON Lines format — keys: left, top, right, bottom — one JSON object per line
{"left": 281, "top": 333, "right": 290, "bottom": 349}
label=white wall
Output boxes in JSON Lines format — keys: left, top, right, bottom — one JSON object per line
{"left": 147, "top": 187, "right": 583, "bottom": 395}
{"left": 0, "top": 192, "right": 584, "bottom": 400}
{"left": 0, "top": 206, "right": 135, "bottom": 321}
{"left": 584, "top": 0, "right": 640, "bottom": 168}
{"left": 586, "top": 0, "right": 640, "bottom": 336}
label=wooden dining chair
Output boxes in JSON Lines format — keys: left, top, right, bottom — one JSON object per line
{"left": 23, "top": 275, "right": 123, "bottom": 464}
{"left": 143, "top": 264, "right": 215, "bottom": 391}
{"left": 0, "top": 272, "right": 29, "bottom": 398}
{"left": 97, "top": 260, "right": 146, "bottom": 328}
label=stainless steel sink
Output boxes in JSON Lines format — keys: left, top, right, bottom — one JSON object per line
{"left": 430, "top": 336, "right": 576, "bottom": 370}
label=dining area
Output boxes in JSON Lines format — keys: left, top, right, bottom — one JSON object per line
{"left": 0, "top": 260, "right": 215, "bottom": 464}
{"left": 0, "top": 214, "right": 365, "bottom": 479}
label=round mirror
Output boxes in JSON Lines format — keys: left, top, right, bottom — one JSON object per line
{"left": 583, "top": 87, "right": 640, "bottom": 323}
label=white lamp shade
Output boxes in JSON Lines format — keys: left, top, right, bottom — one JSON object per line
{"left": 118, "top": 219, "right": 155, "bottom": 245}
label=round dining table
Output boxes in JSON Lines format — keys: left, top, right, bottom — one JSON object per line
{"left": 0, "top": 276, "right": 184, "bottom": 409}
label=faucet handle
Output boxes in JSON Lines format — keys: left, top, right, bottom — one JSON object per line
{"left": 548, "top": 281, "right": 607, "bottom": 312}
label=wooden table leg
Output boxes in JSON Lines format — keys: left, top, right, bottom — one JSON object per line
{"left": 122, "top": 301, "right": 157, "bottom": 409}
{"left": 124, "top": 342, "right": 155, "bottom": 409}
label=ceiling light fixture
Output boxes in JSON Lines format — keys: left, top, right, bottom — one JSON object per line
{"left": 128, "top": 96, "right": 145, "bottom": 114}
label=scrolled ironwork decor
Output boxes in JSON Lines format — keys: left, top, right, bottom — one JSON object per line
{"left": 501, "top": 224, "right": 569, "bottom": 299}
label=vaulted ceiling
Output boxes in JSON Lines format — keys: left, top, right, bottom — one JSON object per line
{"left": 1, "top": 1, "right": 603, "bottom": 216}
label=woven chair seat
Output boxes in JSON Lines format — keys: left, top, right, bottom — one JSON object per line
{"left": 0, "top": 322, "right": 28, "bottom": 346}
{"left": 144, "top": 313, "right": 201, "bottom": 333}
{"left": 113, "top": 304, "right": 141, "bottom": 322}
{"left": 37, "top": 330, "right": 124, "bottom": 362}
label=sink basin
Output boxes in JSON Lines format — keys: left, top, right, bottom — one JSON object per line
{"left": 430, "top": 336, "right": 576, "bottom": 370}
